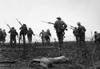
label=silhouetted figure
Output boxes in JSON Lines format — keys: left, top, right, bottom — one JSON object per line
{"left": 9, "top": 27, "right": 18, "bottom": 46}
{"left": 54, "top": 17, "right": 67, "bottom": 49}
{"left": 45, "top": 29, "right": 51, "bottom": 45}
{"left": 39, "top": 30, "right": 45, "bottom": 45}
{"left": 73, "top": 27, "right": 79, "bottom": 43}
{"left": 27, "top": 28, "right": 35, "bottom": 43}
{"left": 94, "top": 31, "right": 100, "bottom": 44}
{"left": 77, "top": 22, "right": 86, "bottom": 46}
{"left": 19, "top": 24, "right": 27, "bottom": 44}
{"left": 2, "top": 29, "right": 7, "bottom": 44}
{"left": 0, "top": 28, "right": 3, "bottom": 44}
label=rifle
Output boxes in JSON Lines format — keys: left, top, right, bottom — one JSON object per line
{"left": 41, "top": 21, "right": 75, "bottom": 30}
{"left": 41, "top": 21, "right": 54, "bottom": 25}
{"left": 41, "top": 21, "right": 68, "bottom": 31}
{"left": 16, "top": 18, "right": 23, "bottom": 26}
{"left": 4, "top": 21, "right": 11, "bottom": 29}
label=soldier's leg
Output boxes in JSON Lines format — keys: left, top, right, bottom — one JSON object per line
{"left": 48, "top": 37, "right": 50, "bottom": 45}
{"left": 23, "top": 34, "right": 26, "bottom": 44}
{"left": 58, "top": 33, "right": 63, "bottom": 49}
{"left": 28, "top": 37, "right": 31, "bottom": 43}
{"left": 76, "top": 36, "right": 79, "bottom": 43}
{"left": 30, "top": 37, "right": 32, "bottom": 43}
{"left": 10, "top": 37, "right": 13, "bottom": 46}
{"left": 14, "top": 37, "right": 16, "bottom": 45}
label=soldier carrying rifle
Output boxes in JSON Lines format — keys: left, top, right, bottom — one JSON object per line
{"left": 54, "top": 17, "right": 67, "bottom": 49}
{"left": 16, "top": 18, "right": 27, "bottom": 44}
{"left": 41, "top": 17, "right": 67, "bottom": 49}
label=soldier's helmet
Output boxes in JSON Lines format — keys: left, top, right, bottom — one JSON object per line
{"left": 77, "top": 22, "right": 81, "bottom": 25}
{"left": 56, "top": 17, "right": 61, "bottom": 20}
{"left": 29, "top": 28, "right": 31, "bottom": 30}
{"left": 94, "top": 31, "right": 97, "bottom": 33}
{"left": 74, "top": 27, "right": 77, "bottom": 29}
{"left": 47, "top": 29, "right": 50, "bottom": 31}
{"left": 12, "top": 27, "right": 14, "bottom": 29}
{"left": 23, "top": 24, "right": 26, "bottom": 26}
{"left": 42, "top": 30, "right": 44, "bottom": 32}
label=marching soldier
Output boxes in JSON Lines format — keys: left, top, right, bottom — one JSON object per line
{"left": 19, "top": 24, "right": 27, "bottom": 44}
{"left": 45, "top": 29, "right": 51, "bottom": 45}
{"left": 94, "top": 31, "right": 100, "bottom": 44}
{"left": 0, "top": 28, "right": 3, "bottom": 44}
{"left": 2, "top": 29, "right": 7, "bottom": 44}
{"left": 77, "top": 22, "right": 86, "bottom": 46}
{"left": 73, "top": 27, "right": 79, "bottom": 43}
{"left": 54, "top": 17, "right": 67, "bottom": 49}
{"left": 27, "top": 28, "right": 35, "bottom": 43}
{"left": 9, "top": 27, "right": 18, "bottom": 46}
{"left": 39, "top": 30, "right": 45, "bottom": 45}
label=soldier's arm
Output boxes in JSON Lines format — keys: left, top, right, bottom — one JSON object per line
{"left": 63, "top": 21, "right": 67, "bottom": 28}
{"left": 54, "top": 21, "right": 57, "bottom": 29}
{"left": 32, "top": 31, "right": 35, "bottom": 35}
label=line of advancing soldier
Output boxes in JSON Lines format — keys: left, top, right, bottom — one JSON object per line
{"left": 1, "top": 17, "right": 100, "bottom": 48}
{"left": 7, "top": 24, "right": 35, "bottom": 46}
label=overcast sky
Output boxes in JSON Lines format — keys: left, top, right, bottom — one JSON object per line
{"left": 0, "top": 0, "right": 100, "bottom": 42}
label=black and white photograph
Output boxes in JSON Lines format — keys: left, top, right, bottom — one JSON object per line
{"left": 0, "top": 0, "right": 100, "bottom": 69}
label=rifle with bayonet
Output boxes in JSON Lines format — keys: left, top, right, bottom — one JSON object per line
{"left": 41, "top": 21, "right": 68, "bottom": 31}
{"left": 41, "top": 21, "right": 54, "bottom": 25}
{"left": 16, "top": 18, "right": 23, "bottom": 26}
{"left": 4, "top": 21, "right": 11, "bottom": 29}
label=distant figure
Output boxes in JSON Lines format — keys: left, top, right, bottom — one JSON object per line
{"left": 39, "top": 30, "right": 46, "bottom": 44}
{"left": 94, "top": 31, "right": 100, "bottom": 44}
{"left": 9, "top": 27, "right": 18, "bottom": 46}
{"left": 2, "top": 29, "right": 7, "bottom": 44}
{"left": 27, "top": 28, "right": 35, "bottom": 43}
{"left": 19, "top": 24, "right": 27, "bottom": 44}
{"left": 77, "top": 22, "right": 86, "bottom": 46}
{"left": 54, "top": 17, "right": 67, "bottom": 49}
{"left": 0, "top": 28, "right": 3, "bottom": 44}
{"left": 45, "top": 29, "right": 51, "bottom": 45}
{"left": 73, "top": 27, "right": 79, "bottom": 43}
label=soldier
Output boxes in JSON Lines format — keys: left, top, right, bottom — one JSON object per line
{"left": 94, "top": 31, "right": 100, "bottom": 44}
{"left": 8, "top": 27, "right": 18, "bottom": 46}
{"left": 2, "top": 29, "right": 7, "bottom": 44}
{"left": 27, "top": 28, "right": 35, "bottom": 43}
{"left": 77, "top": 22, "right": 86, "bottom": 46}
{"left": 54, "top": 17, "right": 67, "bottom": 49}
{"left": 19, "top": 24, "right": 27, "bottom": 44}
{"left": 73, "top": 27, "right": 79, "bottom": 43}
{"left": 45, "top": 29, "right": 51, "bottom": 45}
{"left": 0, "top": 28, "right": 3, "bottom": 44}
{"left": 39, "top": 30, "right": 45, "bottom": 45}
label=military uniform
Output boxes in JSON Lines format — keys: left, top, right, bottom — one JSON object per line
{"left": 73, "top": 27, "right": 79, "bottom": 43}
{"left": 94, "top": 31, "right": 100, "bottom": 43}
{"left": 2, "top": 30, "right": 7, "bottom": 44}
{"left": 77, "top": 22, "right": 86, "bottom": 46}
{"left": 45, "top": 29, "right": 51, "bottom": 44}
{"left": 9, "top": 27, "right": 18, "bottom": 45}
{"left": 27, "top": 28, "right": 35, "bottom": 43}
{"left": 0, "top": 29, "right": 3, "bottom": 44}
{"left": 39, "top": 30, "right": 46, "bottom": 44}
{"left": 54, "top": 17, "right": 67, "bottom": 49}
{"left": 19, "top": 24, "right": 27, "bottom": 44}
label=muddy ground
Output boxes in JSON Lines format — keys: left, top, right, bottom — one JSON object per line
{"left": 0, "top": 42, "right": 100, "bottom": 69}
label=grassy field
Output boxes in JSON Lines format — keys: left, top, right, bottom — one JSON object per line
{"left": 0, "top": 41, "right": 100, "bottom": 69}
